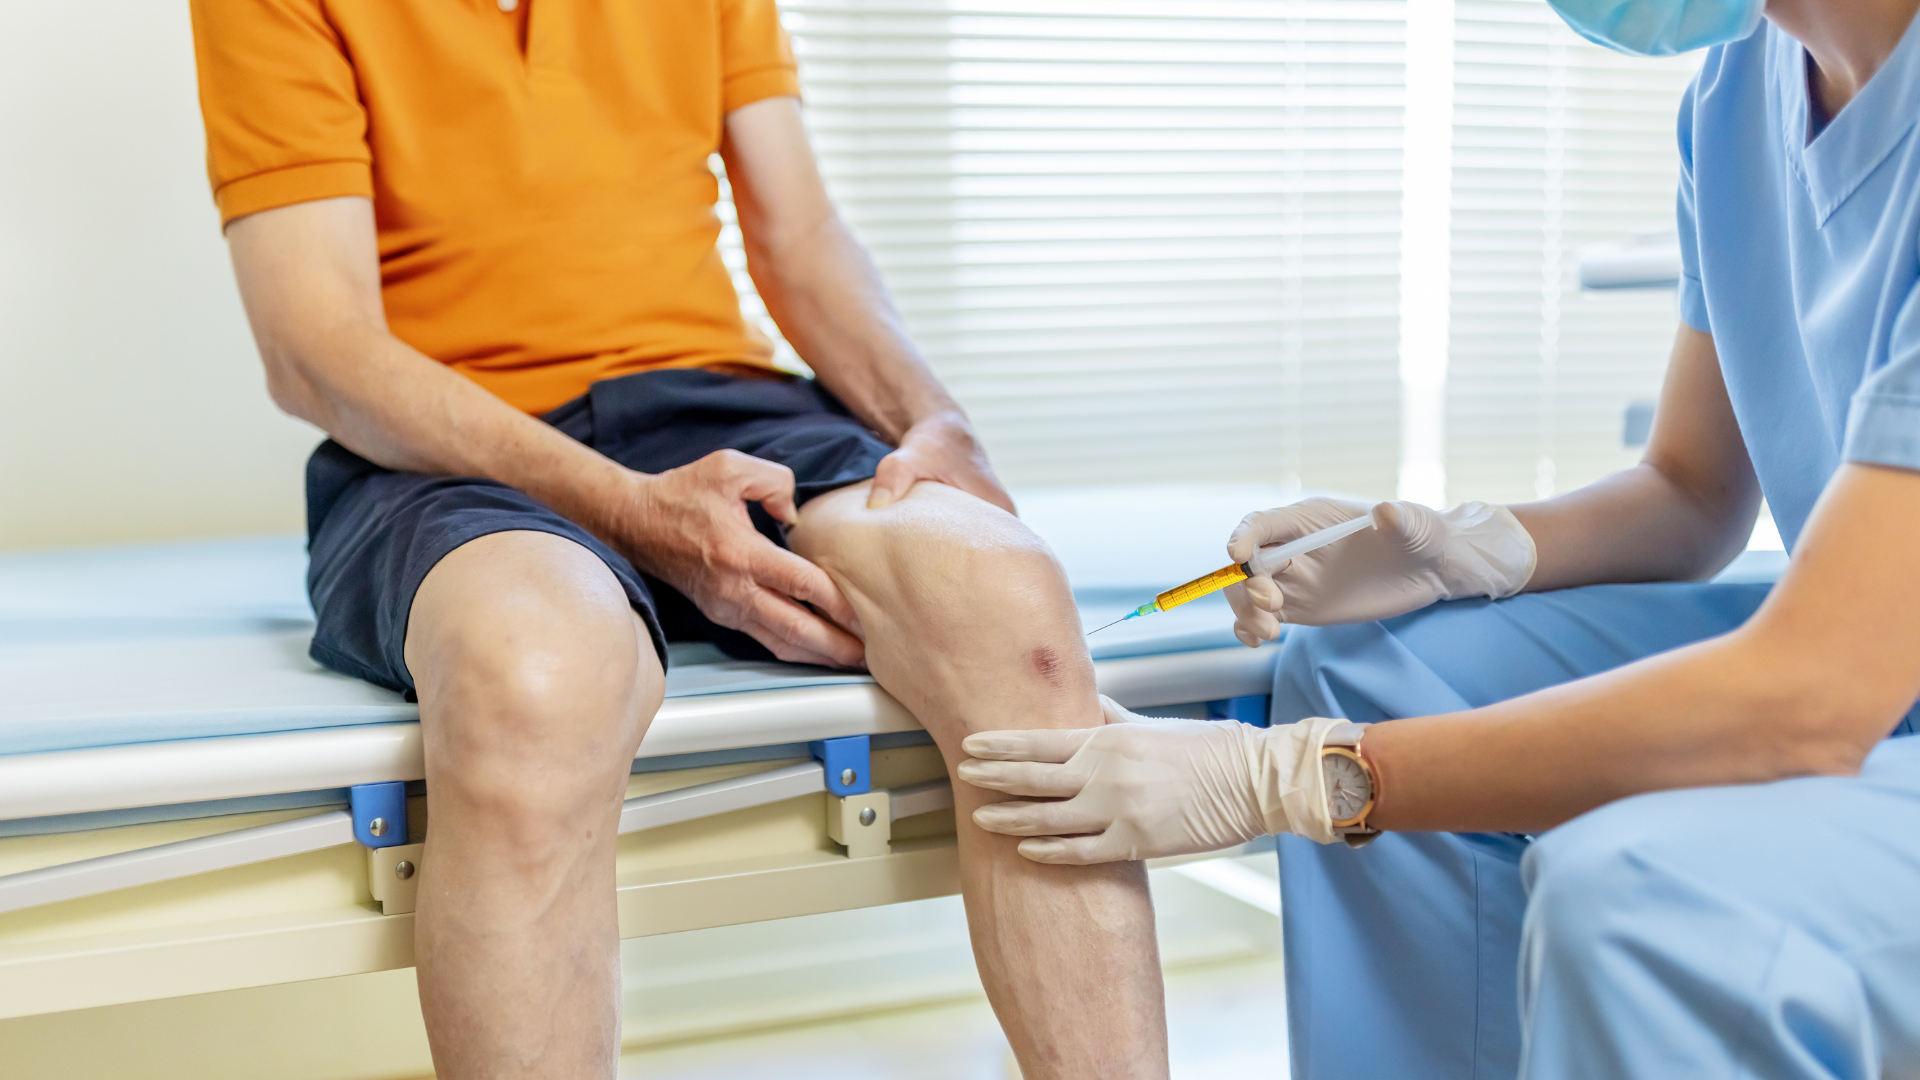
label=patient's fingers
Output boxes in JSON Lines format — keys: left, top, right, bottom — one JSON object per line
{"left": 743, "top": 590, "right": 866, "bottom": 669}
{"left": 743, "top": 627, "right": 844, "bottom": 670}
{"left": 961, "top": 726, "right": 1098, "bottom": 763}
{"left": 753, "top": 599, "right": 864, "bottom": 667}
{"left": 867, "top": 450, "right": 918, "bottom": 510}
{"left": 971, "top": 798, "right": 1108, "bottom": 837}
{"left": 954, "top": 758, "right": 1083, "bottom": 798}
{"left": 757, "top": 545, "right": 862, "bottom": 633}
{"left": 1016, "top": 834, "right": 1125, "bottom": 865}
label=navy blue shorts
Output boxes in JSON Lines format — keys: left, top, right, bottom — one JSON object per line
{"left": 305, "top": 369, "right": 892, "bottom": 693}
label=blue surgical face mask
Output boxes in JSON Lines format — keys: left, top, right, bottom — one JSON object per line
{"left": 1545, "top": 0, "right": 1766, "bottom": 58}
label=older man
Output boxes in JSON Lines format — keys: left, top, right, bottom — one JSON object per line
{"left": 188, "top": 0, "right": 1166, "bottom": 1076}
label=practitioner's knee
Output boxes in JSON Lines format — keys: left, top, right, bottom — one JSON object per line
{"left": 1270, "top": 617, "right": 1419, "bottom": 726}
{"left": 1271, "top": 623, "right": 1345, "bottom": 724}
{"left": 1272, "top": 596, "right": 1592, "bottom": 727}
{"left": 407, "top": 531, "right": 664, "bottom": 858}
{"left": 790, "top": 480, "right": 1097, "bottom": 731}
{"left": 1521, "top": 791, "right": 1696, "bottom": 981}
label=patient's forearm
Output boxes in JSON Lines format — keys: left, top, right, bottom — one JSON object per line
{"left": 226, "top": 199, "right": 634, "bottom": 537}
{"left": 277, "top": 328, "right": 628, "bottom": 529}
{"left": 721, "top": 97, "right": 957, "bottom": 441}
{"left": 748, "top": 213, "right": 956, "bottom": 439}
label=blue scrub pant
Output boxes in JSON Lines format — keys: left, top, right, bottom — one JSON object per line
{"left": 1272, "top": 582, "right": 1920, "bottom": 1080}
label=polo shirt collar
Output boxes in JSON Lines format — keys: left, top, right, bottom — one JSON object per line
{"left": 1780, "top": 12, "right": 1920, "bottom": 224}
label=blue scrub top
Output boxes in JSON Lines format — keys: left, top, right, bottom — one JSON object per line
{"left": 1680, "top": 16, "right": 1920, "bottom": 549}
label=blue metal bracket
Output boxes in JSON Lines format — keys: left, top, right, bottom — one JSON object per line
{"left": 350, "top": 782, "right": 409, "bottom": 848}
{"left": 809, "top": 735, "right": 872, "bottom": 796}
{"left": 1207, "top": 695, "right": 1273, "bottom": 728}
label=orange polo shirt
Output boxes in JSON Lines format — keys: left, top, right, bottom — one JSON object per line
{"left": 190, "top": 0, "right": 797, "bottom": 415}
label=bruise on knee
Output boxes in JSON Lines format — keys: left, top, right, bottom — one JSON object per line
{"left": 1030, "top": 644, "right": 1068, "bottom": 690}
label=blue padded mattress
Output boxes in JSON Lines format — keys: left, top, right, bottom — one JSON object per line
{"left": 0, "top": 485, "right": 1305, "bottom": 757}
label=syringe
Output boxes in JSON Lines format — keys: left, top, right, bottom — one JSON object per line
{"left": 1086, "top": 514, "right": 1376, "bottom": 636}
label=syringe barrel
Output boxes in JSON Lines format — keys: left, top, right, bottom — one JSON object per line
{"left": 1152, "top": 563, "right": 1248, "bottom": 611}
{"left": 1138, "top": 511, "right": 1377, "bottom": 618}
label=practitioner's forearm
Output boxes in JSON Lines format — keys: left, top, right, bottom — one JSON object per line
{"left": 1365, "top": 635, "right": 1803, "bottom": 833}
{"left": 1370, "top": 463, "right": 1920, "bottom": 833}
{"left": 1510, "top": 461, "right": 1752, "bottom": 591}
{"left": 1511, "top": 324, "right": 1760, "bottom": 591}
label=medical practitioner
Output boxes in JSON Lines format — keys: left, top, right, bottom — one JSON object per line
{"left": 961, "top": 0, "right": 1920, "bottom": 1076}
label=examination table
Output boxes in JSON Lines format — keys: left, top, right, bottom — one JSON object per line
{"left": 0, "top": 485, "right": 1301, "bottom": 1072}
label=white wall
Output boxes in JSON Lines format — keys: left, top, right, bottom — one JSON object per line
{"left": 0, "top": 1, "right": 319, "bottom": 552}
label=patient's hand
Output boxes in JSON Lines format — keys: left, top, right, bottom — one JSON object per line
{"left": 617, "top": 449, "right": 866, "bottom": 668}
{"left": 868, "top": 411, "right": 1016, "bottom": 514}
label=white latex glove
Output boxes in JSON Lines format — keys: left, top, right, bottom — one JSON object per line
{"left": 956, "top": 696, "right": 1355, "bottom": 864}
{"left": 1224, "top": 496, "right": 1537, "bottom": 644}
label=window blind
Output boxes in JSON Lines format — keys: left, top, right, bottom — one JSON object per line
{"left": 719, "top": 0, "right": 1698, "bottom": 504}
{"left": 722, "top": 0, "right": 1410, "bottom": 495}
{"left": 1443, "top": 0, "right": 1697, "bottom": 504}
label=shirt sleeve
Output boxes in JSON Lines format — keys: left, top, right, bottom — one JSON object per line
{"left": 189, "top": 0, "right": 372, "bottom": 225}
{"left": 719, "top": 0, "right": 802, "bottom": 113}
{"left": 1845, "top": 273, "right": 1920, "bottom": 470}
{"left": 1675, "top": 72, "right": 1710, "bottom": 335}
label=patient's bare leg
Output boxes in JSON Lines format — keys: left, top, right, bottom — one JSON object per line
{"left": 403, "top": 531, "right": 664, "bottom": 1080}
{"left": 790, "top": 482, "right": 1169, "bottom": 1080}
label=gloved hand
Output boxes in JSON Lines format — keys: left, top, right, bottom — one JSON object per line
{"left": 956, "top": 697, "right": 1355, "bottom": 864}
{"left": 1224, "top": 497, "right": 1536, "bottom": 644}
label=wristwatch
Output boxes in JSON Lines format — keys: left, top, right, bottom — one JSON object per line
{"left": 1321, "top": 722, "right": 1379, "bottom": 845}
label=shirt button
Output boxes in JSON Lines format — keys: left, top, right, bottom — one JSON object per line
{"left": 498, "top": 0, "right": 517, "bottom": 10}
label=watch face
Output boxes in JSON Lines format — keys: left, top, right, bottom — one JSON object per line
{"left": 1323, "top": 751, "right": 1372, "bottom": 824}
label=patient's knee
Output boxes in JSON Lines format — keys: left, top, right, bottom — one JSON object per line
{"left": 425, "top": 599, "right": 653, "bottom": 737}
{"left": 796, "top": 482, "right": 1069, "bottom": 625}
{"left": 411, "top": 533, "right": 658, "bottom": 720}
{"left": 795, "top": 483, "right": 1097, "bottom": 720}
{"left": 429, "top": 641, "right": 656, "bottom": 854}
{"left": 407, "top": 536, "right": 662, "bottom": 851}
